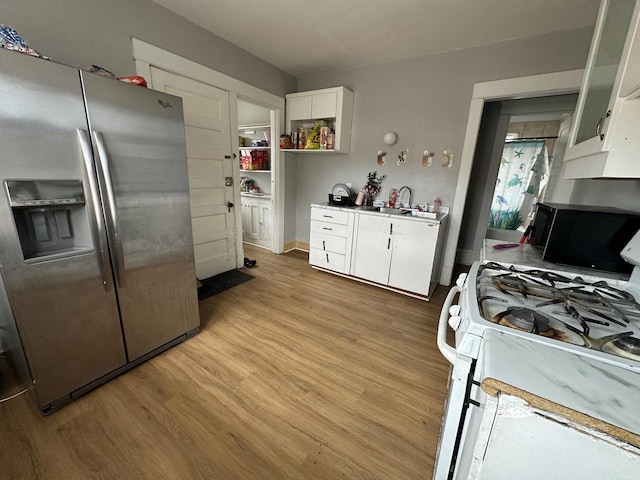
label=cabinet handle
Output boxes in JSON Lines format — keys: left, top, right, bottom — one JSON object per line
{"left": 326, "top": 253, "right": 330, "bottom": 263}
{"left": 388, "top": 238, "right": 391, "bottom": 249}
{"left": 322, "top": 215, "right": 333, "bottom": 218}
{"left": 323, "top": 227, "right": 333, "bottom": 231}
{"left": 390, "top": 223, "right": 393, "bottom": 235}
{"left": 596, "top": 109, "right": 611, "bottom": 141}
{"left": 322, "top": 240, "right": 326, "bottom": 250}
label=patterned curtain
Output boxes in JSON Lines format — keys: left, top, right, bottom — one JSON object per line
{"left": 489, "top": 140, "right": 549, "bottom": 230}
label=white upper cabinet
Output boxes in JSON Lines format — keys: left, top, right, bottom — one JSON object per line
{"left": 564, "top": 0, "right": 640, "bottom": 178}
{"left": 287, "top": 92, "right": 338, "bottom": 120}
{"left": 284, "top": 86, "right": 354, "bottom": 154}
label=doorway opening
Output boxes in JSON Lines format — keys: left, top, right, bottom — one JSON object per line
{"left": 238, "top": 100, "right": 275, "bottom": 251}
{"left": 446, "top": 70, "right": 584, "bottom": 275}
{"left": 483, "top": 95, "right": 578, "bottom": 243}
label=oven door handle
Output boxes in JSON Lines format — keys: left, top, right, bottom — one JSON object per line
{"left": 437, "top": 285, "right": 461, "bottom": 365}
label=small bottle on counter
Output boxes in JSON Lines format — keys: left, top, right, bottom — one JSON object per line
{"left": 433, "top": 197, "right": 441, "bottom": 213}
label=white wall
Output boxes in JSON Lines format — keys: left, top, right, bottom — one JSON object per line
{"left": 0, "top": 0, "right": 296, "bottom": 97}
{"left": 290, "top": 27, "right": 595, "bottom": 244}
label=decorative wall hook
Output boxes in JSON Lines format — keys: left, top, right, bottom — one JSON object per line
{"left": 377, "top": 150, "right": 387, "bottom": 165}
{"left": 397, "top": 148, "right": 408, "bottom": 166}
{"left": 442, "top": 149, "right": 454, "bottom": 168}
{"left": 422, "top": 150, "right": 434, "bottom": 167}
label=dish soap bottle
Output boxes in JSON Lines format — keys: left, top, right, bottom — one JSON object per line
{"left": 433, "top": 197, "right": 441, "bottom": 213}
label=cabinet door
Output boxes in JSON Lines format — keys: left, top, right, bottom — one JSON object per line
{"left": 287, "top": 95, "right": 312, "bottom": 120}
{"left": 241, "top": 200, "right": 260, "bottom": 241}
{"left": 573, "top": 0, "right": 636, "bottom": 146}
{"left": 388, "top": 234, "right": 436, "bottom": 295}
{"left": 352, "top": 227, "right": 392, "bottom": 284}
{"left": 241, "top": 200, "right": 251, "bottom": 240}
{"left": 259, "top": 201, "right": 272, "bottom": 244}
{"left": 312, "top": 92, "right": 337, "bottom": 118}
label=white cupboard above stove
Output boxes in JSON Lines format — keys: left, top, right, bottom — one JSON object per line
{"left": 563, "top": 0, "right": 640, "bottom": 179}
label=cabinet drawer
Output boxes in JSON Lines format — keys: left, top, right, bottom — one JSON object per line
{"left": 310, "top": 207, "right": 351, "bottom": 225}
{"left": 309, "top": 248, "right": 346, "bottom": 273}
{"left": 310, "top": 230, "right": 347, "bottom": 254}
{"left": 392, "top": 219, "right": 439, "bottom": 238}
{"left": 358, "top": 214, "right": 393, "bottom": 231}
{"left": 311, "top": 220, "right": 349, "bottom": 237}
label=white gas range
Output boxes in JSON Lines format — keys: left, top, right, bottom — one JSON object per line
{"left": 433, "top": 233, "right": 640, "bottom": 479}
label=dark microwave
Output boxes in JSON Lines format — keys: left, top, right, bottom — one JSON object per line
{"left": 530, "top": 202, "right": 640, "bottom": 274}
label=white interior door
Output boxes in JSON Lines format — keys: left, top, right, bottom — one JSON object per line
{"left": 149, "top": 67, "right": 236, "bottom": 279}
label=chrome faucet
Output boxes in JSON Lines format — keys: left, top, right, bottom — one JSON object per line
{"left": 398, "top": 186, "right": 412, "bottom": 206}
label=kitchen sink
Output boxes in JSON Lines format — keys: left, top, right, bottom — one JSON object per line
{"left": 347, "top": 205, "right": 380, "bottom": 211}
{"left": 379, "top": 207, "right": 406, "bottom": 215}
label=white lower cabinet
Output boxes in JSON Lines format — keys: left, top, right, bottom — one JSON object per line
{"left": 241, "top": 196, "right": 271, "bottom": 248}
{"left": 388, "top": 233, "right": 436, "bottom": 296}
{"left": 351, "top": 213, "right": 444, "bottom": 297}
{"left": 309, "top": 206, "right": 354, "bottom": 274}
{"left": 310, "top": 205, "right": 447, "bottom": 299}
{"left": 352, "top": 219, "right": 393, "bottom": 284}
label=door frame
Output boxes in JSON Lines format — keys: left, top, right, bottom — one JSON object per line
{"left": 131, "top": 39, "right": 286, "bottom": 265}
{"left": 440, "top": 69, "right": 584, "bottom": 286}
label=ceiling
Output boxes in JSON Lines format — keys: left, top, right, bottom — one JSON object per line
{"left": 152, "top": 0, "right": 601, "bottom": 77}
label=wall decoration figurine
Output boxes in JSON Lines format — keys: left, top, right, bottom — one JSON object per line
{"left": 442, "top": 149, "right": 454, "bottom": 168}
{"left": 397, "top": 148, "right": 408, "bottom": 166}
{"left": 377, "top": 150, "right": 387, "bottom": 165}
{"left": 422, "top": 150, "right": 434, "bottom": 167}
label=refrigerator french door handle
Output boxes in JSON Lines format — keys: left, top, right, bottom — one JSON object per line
{"left": 77, "top": 129, "right": 111, "bottom": 291}
{"left": 92, "top": 130, "right": 125, "bottom": 288}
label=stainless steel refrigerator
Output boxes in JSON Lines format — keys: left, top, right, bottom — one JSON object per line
{"left": 0, "top": 48, "right": 200, "bottom": 413}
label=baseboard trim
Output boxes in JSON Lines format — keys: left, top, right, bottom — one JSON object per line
{"left": 284, "top": 241, "right": 309, "bottom": 253}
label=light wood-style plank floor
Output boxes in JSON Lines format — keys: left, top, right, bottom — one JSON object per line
{"left": 0, "top": 244, "right": 454, "bottom": 479}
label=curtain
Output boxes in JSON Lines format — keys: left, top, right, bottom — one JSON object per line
{"left": 489, "top": 140, "right": 549, "bottom": 230}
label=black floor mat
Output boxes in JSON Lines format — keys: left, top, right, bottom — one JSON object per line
{"left": 197, "top": 269, "right": 254, "bottom": 300}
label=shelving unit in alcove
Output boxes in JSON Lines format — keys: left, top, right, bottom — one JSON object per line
{"left": 238, "top": 123, "right": 273, "bottom": 249}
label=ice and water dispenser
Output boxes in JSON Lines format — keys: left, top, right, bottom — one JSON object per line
{"left": 5, "top": 180, "right": 93, "bottom": 262}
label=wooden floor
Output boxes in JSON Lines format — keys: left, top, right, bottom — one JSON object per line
{"left": 0, "top": 244, "right": 455, "bottom": 479}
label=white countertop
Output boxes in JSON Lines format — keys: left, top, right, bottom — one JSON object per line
{"left": 311, "top": 203, "right": 449, "bottom": 224}
{"left": 241, "top": 192, "right": 271, "bottom": 199}
{"left": 482, "top": 238, "right": 629, "bottom": 281}
{"left": 480, "top": 329, "right": 640, "bottom": 439}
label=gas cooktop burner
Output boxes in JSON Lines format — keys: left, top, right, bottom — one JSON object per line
{"left": 602, "top": 335, "right": 640, "bottom": 361}
{"left": 614, "top": 335, "right": 640, "bottom": 355}
{"left": 477, "top": 262, "right": 640, "bottom": 360}
{"left": 496, "top": 307, "right": 555, "bottom": 337}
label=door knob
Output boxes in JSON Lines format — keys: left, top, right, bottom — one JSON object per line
{"left": 227, "top": 201, "right": 234, "bottom": 212}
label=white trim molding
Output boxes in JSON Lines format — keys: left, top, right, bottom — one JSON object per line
{"left": 440, "top": 69, "right": 584, "bottom": 286}
{"left": 132, "top": 39, "right": 284, "bottom": 109}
